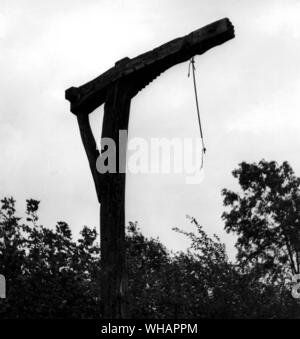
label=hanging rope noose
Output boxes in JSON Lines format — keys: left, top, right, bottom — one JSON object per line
{"left": 188, "top": 57, "right": 206, "bottom": 169}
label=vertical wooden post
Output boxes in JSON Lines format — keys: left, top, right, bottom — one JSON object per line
{"left": 100, "top": 80, "right": 133, "bottom": 318}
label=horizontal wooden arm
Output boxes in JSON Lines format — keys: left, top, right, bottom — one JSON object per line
{"left": 66, "top": 18, "right": 234, "bottom": 115}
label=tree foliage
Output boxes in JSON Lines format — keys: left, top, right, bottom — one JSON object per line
{"left": 0, "top": 193, "right": 298, "bottom": 319}
{"left": 222, "top": 160, "right": 300, "bottom": 281}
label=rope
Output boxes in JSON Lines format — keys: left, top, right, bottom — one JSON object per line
{"left": 188, "top": 57, "right": 206, "bottom": 169}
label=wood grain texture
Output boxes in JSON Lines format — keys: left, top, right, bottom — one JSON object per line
{"left": 65, "top": 18, "right": 234, "bottom": 115}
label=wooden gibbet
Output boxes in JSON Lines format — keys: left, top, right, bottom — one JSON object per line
{"left": 65, "top": 18, "right": 235, "bottom": 318}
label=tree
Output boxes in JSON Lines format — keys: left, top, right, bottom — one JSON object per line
{"left": 126, "top": 221, "right": 170, "bottom": 318}
{"left": 0, "top": 195, "right": 298, "bottom": 319}
{"left": 222, "top": 160, "right": 300, "bottom": 281}
{"left": 172, "top": 216, "right": 298, "bottom": 319}
{"left": 0, "top": 197, "right": 101, "bottom": 318}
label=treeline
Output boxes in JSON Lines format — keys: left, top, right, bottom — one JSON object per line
{"left": 0, "top": 160, "right": 300, "bottom": 318}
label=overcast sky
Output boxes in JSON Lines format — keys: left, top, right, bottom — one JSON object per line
{"left": 1, "top": 0, "right": 300, "bottom": 258}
